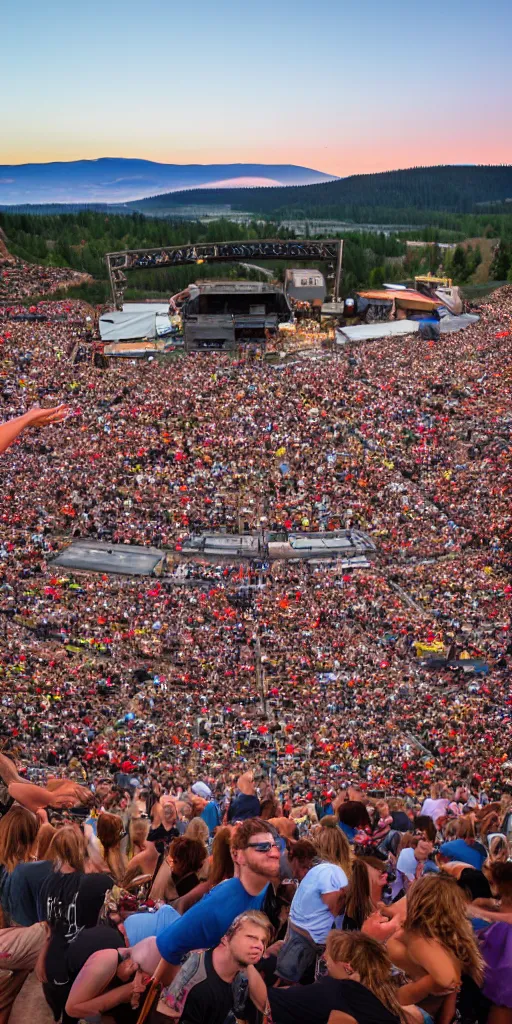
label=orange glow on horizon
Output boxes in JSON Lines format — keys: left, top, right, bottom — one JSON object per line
{"left": 2, "top": 138, "right": 512, "bottom": 179}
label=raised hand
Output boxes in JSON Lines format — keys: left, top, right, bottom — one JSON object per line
{"left": 26, "top": 405, "right": 71, "bottom": 427}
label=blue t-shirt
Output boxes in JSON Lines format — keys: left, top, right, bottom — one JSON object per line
{"left": 3, "top": 860, "right": 52, "bottom": 926}
{"left": 125, "top": 904, "right": 180, "bottom": 945}
{"left": 156, "top": 877, "right": 268, "bottom": 964}
{"left": 200, "top": 801, "right": 221, "bottom": 835}
{"left": 228, "top": 794, "right": 261, "bottom": 822}
{"left": 290, "top": 862, "right": 348, "bottom": 944}
{"left": 338, "top": 822, "right": 356, "bottom": 842}
{"left": 439, "top": 840, "right": 486, "bottom": 870}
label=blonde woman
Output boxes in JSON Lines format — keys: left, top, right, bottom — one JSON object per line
{"left": 249, "top": 930, "right": 409, "bottom": 1023}
{"left": 185, "top": 817, "right": 210, "bottom": 846}
{"left": 387, "top": 873, "right": 484, "bottom": 1020}
{"left": 314, "top": 824, "right": 352, "bottom": 879}
{"left": 125, "top": 815, "right": 158, "bottom": 880}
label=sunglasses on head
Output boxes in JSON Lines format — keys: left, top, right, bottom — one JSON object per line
{"left": 246, "top": 840, "right": 280, "bottom": 853}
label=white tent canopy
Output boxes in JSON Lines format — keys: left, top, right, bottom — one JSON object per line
{"left": 99, "top": 303, "right": 172, "bottom": 342}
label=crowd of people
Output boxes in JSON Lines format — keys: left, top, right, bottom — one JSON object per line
{"left": 0, "top": 269, "right": 510, "bottom": 1022}
{"left": 0, "top": 258, "right": 87, "bottom": 303}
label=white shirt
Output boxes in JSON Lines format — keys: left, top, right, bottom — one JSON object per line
{"left": 396, "top": 847, "right": 419, "bottom": 882}
{"left": 420, "top": 797, "right": 449, "bottom": 823}
{"left": 290, "top": 862, "right": 348, "bottom": 944}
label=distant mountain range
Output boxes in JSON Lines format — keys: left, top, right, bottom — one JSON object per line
{"left": 0, "top": 158, "right": 336, "bottom": 205}
{"left": 131, "top": 165, "right": 512, "bottom": 217}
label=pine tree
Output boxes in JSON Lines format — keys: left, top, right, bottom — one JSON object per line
{"left": 451, "top": 245, "right": 469, "bottom": 283}
{"left": 490, "top": 241, "right": 511, "bottom": 281}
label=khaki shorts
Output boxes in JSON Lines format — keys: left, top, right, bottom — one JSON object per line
{"left": 0, "top": 923, "right": 47, "bottom": 1013}
{"left": 0, "top": 923, "right": 46, "bottom": 972}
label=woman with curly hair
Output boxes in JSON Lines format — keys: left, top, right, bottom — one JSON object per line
{"left": 387, "top": 873, "right": 484, "bottom": 1021}
{"left": 151, "top": 824, "right": 233, "bottom": 909}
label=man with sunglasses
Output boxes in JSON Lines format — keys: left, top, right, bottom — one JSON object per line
{"left": 143, "top": 819, "right": 281, "bottom": 988}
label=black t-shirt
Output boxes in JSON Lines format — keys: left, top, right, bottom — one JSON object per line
{"left": 267, "top": 977, "right": 400, "bottom": 1024}
{"left": 40, "top": 871, "right": 115, "bottom": 983}
{"left": 66, "top": 924, "right": 122, "bottom": 977}
{"left": 174, "top": 871, "right": 200, "bottom": 897}
{"left": 40, "top": 870, "right": 115, "bottom": 930}
{"left": 391, "top": 811, "right": 411, "bottom": 832}
{"left": 42, "top": 924, "right": 122, "bottom": 1024}
{"left": 342, "top": 912, "right": 362, "bottom": 932}
{"left": 60, "top": 926, "right": 148, "bottom": 1024}
{"left": 180, "top": 949, "right": 235, "bottom": 1024}
{"left": 148, "top": 823, "right": 179, "bottom": 852}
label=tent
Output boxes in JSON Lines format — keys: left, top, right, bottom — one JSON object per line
{"left": 336, "top": 321, "right": 419, "bottom": 343}
{"left": 99, "top": 303, "right": 173, "bottom": 342}
{"left": 99, "top": 310, "right": 157, "bottom": 342}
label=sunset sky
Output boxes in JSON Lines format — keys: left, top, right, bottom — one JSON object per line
{"left": 3, "top": 0, "right": 511, "bottom": 176}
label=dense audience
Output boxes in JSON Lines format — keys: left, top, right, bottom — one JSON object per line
{"left": 0, "top": 258, "right": 87, "bottom": 302}
{"left": 0, "top": 269, "right": 510, "bottom": 1022}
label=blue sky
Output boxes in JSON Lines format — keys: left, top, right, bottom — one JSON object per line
{"left": 3, "top": 0, "right": 512, "bottom": 174}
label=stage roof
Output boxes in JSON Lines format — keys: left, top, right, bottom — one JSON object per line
{"left": 358, "top": 288, "right": 441, "bottom": 311}
{"left": 180, "top": 534, "right": 262, "bottom": 558}
{"left": 50, "top": 541, "right": 166, "bottom": 576}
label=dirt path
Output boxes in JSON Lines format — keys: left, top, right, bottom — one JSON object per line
{"left": 9, "top": 972, "right": 54, "bottom": 1024}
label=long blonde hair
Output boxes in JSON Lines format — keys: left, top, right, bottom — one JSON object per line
{"left": 405, "top": 873, "right": 484, "bottom": 984}
{"left": 314, "top": 826, "right": 351, "bottom": 877}
{"left": 186, "top": 817, "right": 209, "bottom": 844}
{"left": 127, "top": 816, "right": 150, "bottom": 860}
{"left": 326, "top": 930, "right": 407, "bottom": 1023}
{"left": 46, "top": 826, "right": 87, "bottom": 873}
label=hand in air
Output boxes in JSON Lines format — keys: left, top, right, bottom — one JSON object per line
{"left": 27, "top": 405, "right": 71, "bottom": 427}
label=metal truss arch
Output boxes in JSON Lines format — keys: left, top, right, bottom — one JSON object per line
{"left": 106, "top": 238, "right": 343, "bottom": 308}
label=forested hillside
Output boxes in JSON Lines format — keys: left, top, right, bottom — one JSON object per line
{"left": 0, "top": 211, "right": 409, "bottom": 299}
{"left": 2, "top": 205, "right": 512, "bottom": 303}
{"left": 134, "top": 165, "right": 512, "bottom": 219}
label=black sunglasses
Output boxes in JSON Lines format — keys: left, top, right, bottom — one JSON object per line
{"left": 246, "top": 840, "right": 280, "bottom": 853}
